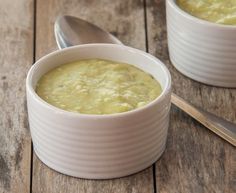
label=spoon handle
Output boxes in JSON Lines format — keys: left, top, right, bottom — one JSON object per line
{"left": 171, "top": 93, "right": 236, "bottom": 147}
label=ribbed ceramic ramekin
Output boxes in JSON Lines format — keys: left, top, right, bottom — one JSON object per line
{"left": 26, "top": 44, "right": 171, "bottom": 179}
{"left": 166, "top": 0, "right": 236, "bottom": 87}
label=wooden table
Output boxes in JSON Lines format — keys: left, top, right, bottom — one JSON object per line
{"left": 1, "top": 0, "right": 235, "bottom": 192}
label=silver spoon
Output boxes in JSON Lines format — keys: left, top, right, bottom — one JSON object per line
{"left": 54, "top": 15, "right": 236, "bottom": 147}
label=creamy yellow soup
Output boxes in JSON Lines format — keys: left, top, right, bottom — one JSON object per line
{"left": 36, "top": 59, "right": 162, "bottom": 115}
{"left": 177, "top": 0, "right": 236, "bottom": 25}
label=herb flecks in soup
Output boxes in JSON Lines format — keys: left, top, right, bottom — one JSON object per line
{"left": 36, "top": 59, "right": 162, "bottom": 115}
{"left": 177, "top": 0, "right": 236, "bottom": 25}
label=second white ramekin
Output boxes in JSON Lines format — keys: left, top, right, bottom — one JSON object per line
{"left": 167, "top": 0, "right": 236, "bottom": 87}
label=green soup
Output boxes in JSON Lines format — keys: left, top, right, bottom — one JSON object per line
{"left": 177, "top": 0, "right": 236, "bottom": 25}
{"left": 36, "top": 59, "right": 162, "bottom": 115}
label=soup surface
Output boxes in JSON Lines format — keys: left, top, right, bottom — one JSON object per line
{"left": 177, "top": 0, "right": 236, "bottom": 25}
{"left": 36, "top": 59, "right": 162, "bottom": 115}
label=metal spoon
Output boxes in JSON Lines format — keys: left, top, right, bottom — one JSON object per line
{"left": 54, "top": 15, "right": 236, "bottom": 147}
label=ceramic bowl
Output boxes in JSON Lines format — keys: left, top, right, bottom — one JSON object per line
{"left": 26, "top": 44, "right": 171, "bottom": 179}
{"left": 166, "top": 0, "right": 236, "bottom": 87}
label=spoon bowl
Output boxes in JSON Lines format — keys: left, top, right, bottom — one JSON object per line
{"left": 55, "top": 15, "right": 122, "bottom": 49}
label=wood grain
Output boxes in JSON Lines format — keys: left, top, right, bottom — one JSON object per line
{"left": 0, "top": 0, "right": 33, "bottom": 193}
{"left": 146, "top": 0, "right": 236, "bottom": 192}
{"left": 32, "top": 0, "right": 154, "bottom": 193}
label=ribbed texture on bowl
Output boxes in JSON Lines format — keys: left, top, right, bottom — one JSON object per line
{"left": 167, "top": 0, "right": 236, "bottom": 87}
{"left": 27, "top": 92, "right": 170, "bottom": 179}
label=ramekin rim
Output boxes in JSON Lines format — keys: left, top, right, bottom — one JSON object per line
{"left": 26, "top": 43, "right": 171, "bottom": 119}
{"left": 168, "top": 0, "right": 236, "bottom": 30}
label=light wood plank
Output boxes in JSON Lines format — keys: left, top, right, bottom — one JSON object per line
{"left": 32, "top": 0, "right": 154, "bottom": 192}
{"left": 0, "top": 0, "right": 34, "bottom": 193}
{"left": 146, "top": 0, "right": 236, "bottom": 192}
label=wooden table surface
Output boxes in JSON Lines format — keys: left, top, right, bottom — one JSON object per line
{"left": 0, "top": 0, "right": 236, "bottom": 192}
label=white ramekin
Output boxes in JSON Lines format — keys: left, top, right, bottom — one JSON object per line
{"left": 26, "top": 44, "right": 171, "bottom": 179}
{"left": 166, "top": 0, "right": 236, "bottom": 87}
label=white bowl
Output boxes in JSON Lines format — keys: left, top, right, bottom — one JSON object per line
{"left": 26, "top": 44, "right": 171, "bottom": 179}
{"left": 166, "top": 0, "right": 236, "bottom": 87}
